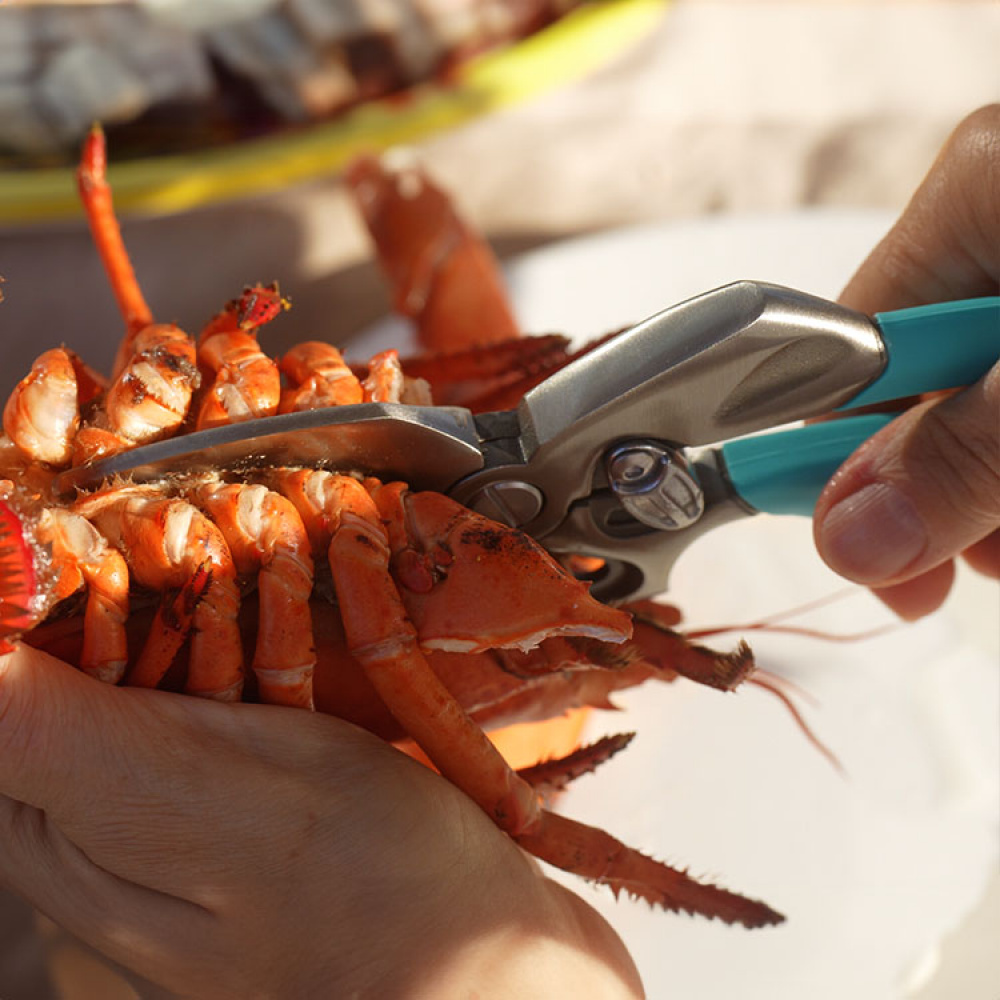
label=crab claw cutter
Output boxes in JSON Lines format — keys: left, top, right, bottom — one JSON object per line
{"left": 59, "top": 281, "right": 1000, "bottom": 602}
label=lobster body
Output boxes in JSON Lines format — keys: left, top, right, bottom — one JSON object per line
{"left": 0, "top": 128, "right": 786, "bottom": 929}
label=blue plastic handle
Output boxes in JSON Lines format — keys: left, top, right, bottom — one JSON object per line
{"left": 722, "top": 295, "right": 999, "bottom": 516}
{"left": 843, "top": 297, "right": 1000, "bottom": 409}
{"left": 721, "top": 415, "right": 896, "bottom": 516}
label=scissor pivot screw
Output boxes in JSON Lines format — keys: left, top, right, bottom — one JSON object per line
{"left": 465, "top": 481, "right": 544, "bottom": 528}
{"left": 606, "top": 441, "right": 704, "bottom": 531}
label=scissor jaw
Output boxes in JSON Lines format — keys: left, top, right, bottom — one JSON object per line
{"left": 55, "top": 404, "right": 486, "bottom": 495}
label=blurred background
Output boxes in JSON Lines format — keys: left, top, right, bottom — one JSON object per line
{"left": 0, "top": 1, "right": 998, "bottom": 997}
{"left": 2, "top": 0, "right": 998, "bottom": 384}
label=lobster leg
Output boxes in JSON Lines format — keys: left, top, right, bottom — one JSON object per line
{"left": 35, "top": 509, "right": 130, "bottom": 684}
{"left": 191, "top": 482, "right": 316, "bottom": 709}
{"left": 278, "top": 343, "right": 364, "bottom": 413}
{"left": 323, "top": 474, "right": 539, "bottom": 831}
{"left": 344, "top": 154, "right": 521, "bottom": 352}
{"left": 516, "top": 733, "right": 636, "bottom": 796}
{"left": 0, "top": 499, "right": 129, "bottom": 681}
{"left": 76, "top": 487, "right": 245, "bottom": 700}
{"left": 194, "top": 284, "right": 285, "bottom": 431}
{"left": 384, "top": 335, "right": 571, "bottom": 410}
{"left": 331, "top": 480, "right": 784, "bottom": 927}
{"left": 395, "top": 335, "right": 570, "bottom": 385}
{"left": 627, "top": 600, "right": 756, "bottom": 692}
{"left": 128, "top": 563, "right": 212, "bottom": 690}
{"left": 176, "top": 566, "right": 243, "bottom": 701}
{"left": 2, "top": 348, "right": 80, "bottom": 467}
{"left": 361, "top": 349, "right": 405, "bottom": 403}
{"left": 515, "top": 812, "right": 785, "bottom": 928}
{"left": 76, "top": 124, "right": 154, "bottom": 363}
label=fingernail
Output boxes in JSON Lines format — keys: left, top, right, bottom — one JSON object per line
{"left": 819, "top": 483, "right": 927, "bottom": 583}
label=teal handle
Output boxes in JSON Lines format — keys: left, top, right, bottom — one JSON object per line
{"left": 721, "top": 415, "right": 895, "bottom": 516}
{"left": 843, "top": 297, "right": 1000, "bottom": 409}
{"left": 718, "top": 296, "right": 998, "bottom": 516}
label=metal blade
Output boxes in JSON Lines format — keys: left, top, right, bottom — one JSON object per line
{"left": 55, "top": 403, "right": 486, "bottom": 495}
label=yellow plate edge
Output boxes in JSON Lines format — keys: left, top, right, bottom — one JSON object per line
{"left": 0, "top": 0, "right": 669, "bottom": 224}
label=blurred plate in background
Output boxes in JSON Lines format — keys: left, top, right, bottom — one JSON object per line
{"left": 0, "top": 0, "right": 666, "bottom": 222}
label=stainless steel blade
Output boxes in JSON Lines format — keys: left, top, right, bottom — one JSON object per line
{"left": 55, "top": 403, "right": 486, "bottom": 495}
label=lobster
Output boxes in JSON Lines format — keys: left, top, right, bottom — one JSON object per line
{"left": 0, "top": 126, "right": 790, "bottom": 929}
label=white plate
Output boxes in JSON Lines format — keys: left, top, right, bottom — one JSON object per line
{"left": 360, "top": 209, "right": 999, "bottom": 999}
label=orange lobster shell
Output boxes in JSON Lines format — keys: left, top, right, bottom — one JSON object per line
{"left": 0, "top": 127, "right": 794, "bottom": 929}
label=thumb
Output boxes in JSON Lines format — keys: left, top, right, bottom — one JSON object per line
{"left": 814, "top": 365, "right": 1000, "bottom": 589}
{"left": 839, "top": 104, "right": 1000, "bottom": 313}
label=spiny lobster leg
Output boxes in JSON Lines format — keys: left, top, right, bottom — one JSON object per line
{"left": 194, "top": 326, "right": 281, "bottom": 430}
{"left": 626, "top": 600, "right": 756, "bottom": 692}
{"left": 128, "top": 564, "right": 212, "bottom": 689}
{"left": 34, "top": 509, "right": 129, "bottom": 684}
{"left": 386, "top": 334, "right": 571, "bottom": 409}
{"left": 278, "top": 342, "right": 364, "bottom": 413}
{"left": 191, "top": 482, "right": 316, "bottom": 709}
{"left": 516, "top": 811, "right": 785, "bottom": 929}
{"left": 72, "top": 323, "right": 201, "bottom": 466}
{"left": 344, "top": 153, "right": 521, "bottom": 352}
{"left": 322, "top": 474, "right": 539, "bottom": 833}
{"left": 516, "top": 733, "right": 636, "bottom": 796}
{"left": 395, "top": 335, "right": 571, "bottom": 384}
{"left": 194, "top": 284, "right": 285, "bottom": 431}
{"left": 361, "top": 349, "right": 405, "bottom": 403}
{"left": 75, "top": 487, "right": 244, "bottom": 700}
{"left": 76, "top": 123, "right": 154, "bottom": 365}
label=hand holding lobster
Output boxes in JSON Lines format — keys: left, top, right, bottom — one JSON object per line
{"left": 815, "top": 104, "right": 1000, "bottom": 619}
{"left": 0, "top": 643, "right": 643, "bottom": 1000}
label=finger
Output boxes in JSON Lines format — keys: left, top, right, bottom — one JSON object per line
{"left": 840, "top": 104, "right": 1000, "bottom": 312}
{"left": 0, "top": 792, "right": 220, "bottom": 995}
{"left": 963, "top": 529, "right": 1000, "bottom": 578}
{"left": 0, "top": 645, "right": 281, "bottom": 901}
{"left": 870, "top": 561, "right": 957, "bottom": 621}
{"left": 0, "top": 643, "right": 216, "bottom": 822}
{"left": 814, "top": 368, "right": 1000, "bottom": 595}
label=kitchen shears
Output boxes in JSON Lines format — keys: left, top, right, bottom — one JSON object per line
{"left": 57, "top": 282, "right": 1000, "bottom": 603}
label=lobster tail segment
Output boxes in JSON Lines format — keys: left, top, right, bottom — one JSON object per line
{"left": 0, "top": 497, "right": 38, "bottom": 651}
{"left": 516, "top": 810, "right": 785, "bottom": 929}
